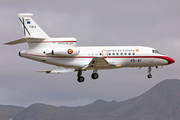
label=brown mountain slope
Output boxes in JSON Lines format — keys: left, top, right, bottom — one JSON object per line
{"left": 13, "top": 103, "right": 84, "bottom": 120}
{"left": 105, "top": 79, "right": 180, "bottom": 120}
{"left": 0, "top": 105, "right": 24, "bottom": 120}
{"left": 9, "top": 79, "right": 180, "bottom": 120}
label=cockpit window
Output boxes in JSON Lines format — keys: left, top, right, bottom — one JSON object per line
{"left": 152, "top": 50, "right": 160, "bottom": 54}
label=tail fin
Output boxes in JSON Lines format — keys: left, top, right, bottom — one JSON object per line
{"left": 5, "top": 13, "right": 77, "bottom": 49}
{"left": 18, "top": 13, "right": 49, "bottom": 39}
{"left": 5, "top": 13, "right": 50, "bottom": 48}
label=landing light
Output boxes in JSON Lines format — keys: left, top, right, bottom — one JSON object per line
{"left": 116, "top": 65, "right": 121, "bottom": 67}
{"left": 136, "top": 49, "right": 139, "bottom": 52}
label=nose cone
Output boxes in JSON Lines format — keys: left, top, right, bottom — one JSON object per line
{"left": 166, "top": 57, "right": 175, "bottom": 65}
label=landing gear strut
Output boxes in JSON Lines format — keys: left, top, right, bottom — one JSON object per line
{"left": 77, "top": 70, "right": 84, "bottom": 83}
{"left": 147, "top": 67, "right": 152, "bottom": 79}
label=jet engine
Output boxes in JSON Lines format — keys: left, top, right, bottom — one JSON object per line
{"left": 45, "top": 48, "right": 79, "bottom": 56}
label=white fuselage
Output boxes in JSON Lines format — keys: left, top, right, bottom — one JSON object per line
{"left": 19, "top": 45, "right": 173, "bottom": 70}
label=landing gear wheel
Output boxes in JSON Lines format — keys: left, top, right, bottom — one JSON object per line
{"left": 77, "top": 76, "right": 85, "bottom": 83}
{"left": 147, "top": 74, "right": 152, "bottom": 79}
{"left": 147, "top": 67, "right": 152, "bottom": 79}
{"left": 91, "top": 73, "right": 99, "bottom": 79}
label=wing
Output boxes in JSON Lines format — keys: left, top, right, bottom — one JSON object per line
{"left": 82, "top": 57, "right": 121, "bottom": 70}
{"left": 37, "top": 57, "right": 121, "bottom": 74}
{"left": 37, "top": 68, "right": 75, "bottom": 74}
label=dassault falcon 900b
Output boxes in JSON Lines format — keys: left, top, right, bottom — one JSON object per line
{"left": 5, "top": 13, "right": 175, "bottom": 83}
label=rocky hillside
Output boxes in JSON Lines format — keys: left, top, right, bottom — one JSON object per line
{"left": 1, "top": 79, "right": 180, "bottom": 120}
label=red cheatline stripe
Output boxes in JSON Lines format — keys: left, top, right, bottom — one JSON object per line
{"left": 21, "top": 53, "right": 170, "bottom": 60}
{"left": 28, "top": 41, "right": 77, "bottom": 43}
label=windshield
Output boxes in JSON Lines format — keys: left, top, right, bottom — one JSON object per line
{"left": 152, "top": 50, "right": 160, "bottom": 54}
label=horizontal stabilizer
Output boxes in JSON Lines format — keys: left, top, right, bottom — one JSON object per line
{"left": 37, "top": 68, "right": 75, "bottom": 74}
{"left": 4, "top": 38, "right": 26, "bottom": 45}
{"left": 4, "top": 37, "right": 46, "bottom": 45}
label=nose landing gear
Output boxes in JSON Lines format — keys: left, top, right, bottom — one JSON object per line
{"left": 147, "top": 74, "right": 152, "bottom": 78}
{"left": 147, "top": 67, "right": 152, "bottom": 79}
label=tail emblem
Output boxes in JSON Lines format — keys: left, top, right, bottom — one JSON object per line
{"left": 19, "top": 18, "right": 31, "bottom": 36}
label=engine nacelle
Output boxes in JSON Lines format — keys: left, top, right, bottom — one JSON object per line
{"left": 45, "top": 48, "right": 79, "bottom": 56}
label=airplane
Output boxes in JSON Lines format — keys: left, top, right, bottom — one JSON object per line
{"left": 5, "top": 13, "right": 175, "bottom": 83}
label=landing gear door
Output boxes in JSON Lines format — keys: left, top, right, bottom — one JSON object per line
{"left": 102, "top": 49, "right": 108, "bottom": 58}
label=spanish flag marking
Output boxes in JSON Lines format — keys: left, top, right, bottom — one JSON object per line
{"left": 67, "top": 49, "right": 73, "bottom": 54}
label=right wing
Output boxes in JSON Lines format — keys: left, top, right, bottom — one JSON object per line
{"left": 37, "top": 57, "right": 121, "bottom": 74}
{"left": 82, "top": 57, "right": 121, "bottom": 70}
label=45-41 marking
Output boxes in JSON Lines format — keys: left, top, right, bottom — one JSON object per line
{"left": 130, "top": 59, "right": 142, "bottom": 63}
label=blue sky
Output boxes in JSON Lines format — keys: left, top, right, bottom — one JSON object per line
{"left": 1, "top": 0, "right": 179, "bottom": 107}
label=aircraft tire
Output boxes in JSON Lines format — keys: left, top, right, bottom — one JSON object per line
{"left": 147, "top": 74, "right": 152, "bottom": 79}
{"left": 91, "top": 73, "right": 99, "bottom": 79}
{"left": 77, "top": 76, "right": 85, "bottom": 83}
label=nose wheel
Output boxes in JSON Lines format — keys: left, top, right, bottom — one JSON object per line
{"left": 147, "top": 67, "right": 152, "bottom": 79}
{"left": 147, "top": 74, "right": 152, "bottom": 78}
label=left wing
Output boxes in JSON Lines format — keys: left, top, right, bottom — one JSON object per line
{"left": 37, "top": 68, "right": 75, "bottom": 74}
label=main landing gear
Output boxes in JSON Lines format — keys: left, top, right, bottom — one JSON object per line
{"left": 91, "top": 73, "right": 99, "bottom": 79}
{"left": 77, "top": 76, "right": 85, "bottom": 83}
{"left": 77, "top": 70, "right": 99, "bottom": 83}
{"left": 147, "top": 67, "right": 152, "bottom": 79}
{"left": 77, "top": 70, "right": 84, "bottom": 83}
{"left": 91, "top": 68, "right": 99, "bottom": 80}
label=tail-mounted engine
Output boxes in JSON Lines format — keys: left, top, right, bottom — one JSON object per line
{"left": 44, "top": 48, "right": 79, "bottom": 56}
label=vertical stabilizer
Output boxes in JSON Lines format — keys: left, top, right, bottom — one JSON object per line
{"left": 18, "top": 13, "right": 49, "bottom": 39}
{"left": 5, "top": 13, "right": 77, "bottom": 49}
